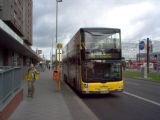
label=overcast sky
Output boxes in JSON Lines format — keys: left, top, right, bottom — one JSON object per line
{"left": 32, "top": 0, "right": 160, "bottom": 59}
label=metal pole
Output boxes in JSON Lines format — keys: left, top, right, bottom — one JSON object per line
{"left": 139, "top": 40, "right": 140, "bottom": 65}
{"left": 51, "top": 38, "right": 53, "bottom": 68}
{"left": 147, "top": 38, "right": 149, "bottom": 74}
{"left": 56, "top": 1, "right": 58, "bottom": 48}
{"left": 55, "top": 1, "right": 58, "bottom": 68}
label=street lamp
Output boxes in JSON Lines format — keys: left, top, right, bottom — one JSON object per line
{"left": 55, "top": 0, "right": 62, "bottom": 68}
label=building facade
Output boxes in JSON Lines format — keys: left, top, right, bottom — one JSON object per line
{"left": 0, "top": 0, "right": 32, "bottom": 45}
{"left": 0, "top": 0, "right": 36, "bottom": 66}
{"left": 23, "top": 0, "right": 33, "bottom": 46}
{"left": 0, "top": 1, "right": 40, "bottom": 119}
{"left": 0, "top": 0, "right": 24, "bottom": 36}
{"left": 136, "top": 40, "right": 160, "bottom": 68}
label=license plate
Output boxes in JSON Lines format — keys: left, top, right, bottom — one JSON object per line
{"left": 100, "top": 90, "right": 109, "bottom": 93}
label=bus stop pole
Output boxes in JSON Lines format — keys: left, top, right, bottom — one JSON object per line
{"left": 53, "top": 0, "right": 62, "bottom": 91}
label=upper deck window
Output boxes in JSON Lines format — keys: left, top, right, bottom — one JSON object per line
{"left": 84, "top": 30, "right": 121, "bottom": 51}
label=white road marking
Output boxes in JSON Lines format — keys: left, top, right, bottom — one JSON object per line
{"left": 123, "top": 91, "right": 160, "bottom": 107}
{"left": 125, "top": 81, "right": 140, "bottom": 86}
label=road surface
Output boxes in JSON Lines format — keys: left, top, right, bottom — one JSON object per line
{"left": 81, "top": 78, "right": 160, "bottom": 120}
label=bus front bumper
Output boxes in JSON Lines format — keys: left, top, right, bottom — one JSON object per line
{"left": 80, "top": 80, "right": 124, "bottom": 94}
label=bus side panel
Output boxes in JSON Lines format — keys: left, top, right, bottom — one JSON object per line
{"left": 62, "top": 44, "right": 69, "bottom": 83}
{"left": 66, "top": 31, "right": 81, "bottom": 90}
{"left": 75, "top": 31, "right": 81, "bottom": 92}
{"left": 62, "top": 62, "right": 67, "bottom": 79}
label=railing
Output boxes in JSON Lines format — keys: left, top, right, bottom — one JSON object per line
{"left": 0, "top": 67, "right": 23, "bottom": 110}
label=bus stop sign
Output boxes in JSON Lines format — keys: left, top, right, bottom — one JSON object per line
{"left": 57, "top": 43, "right": 63, "bottom": 49}
{"left": 139, "top": 41, "right": 145, "bottom": 50}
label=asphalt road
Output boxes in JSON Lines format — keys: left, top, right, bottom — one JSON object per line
{"left": 81, "top": 78, "right": 160, "bottom": 120}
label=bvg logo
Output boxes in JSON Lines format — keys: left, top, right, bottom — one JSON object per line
{"left": 84, "top": 83, "right": 88, "bottom": 88}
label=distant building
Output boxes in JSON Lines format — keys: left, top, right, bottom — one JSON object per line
{"left": 122, "top": 40, "right": 160, "bottom": 69}
{"left": 122, "top": 40, "right": 160, "bottom": 61}
{"left": 153, "top": 40, "right": 160, "bottom": 52}
{"left": 122, "top": 42, "right": 138, "bottom": 60}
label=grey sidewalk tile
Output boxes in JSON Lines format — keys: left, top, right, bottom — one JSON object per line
{"left": 9, "top": 69, "right": 73, "bottom": 120}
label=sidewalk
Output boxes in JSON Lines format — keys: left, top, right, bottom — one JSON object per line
{"left": 9, "top": 69, "right": 73, "bottom": 120}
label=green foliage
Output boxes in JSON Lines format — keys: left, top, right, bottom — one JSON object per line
{"left": 123, "top": 70, "right": 160, "bottom": 82}
{"left": 123, "top": 71, "right": 143, "bottom": 78}
{"left": 148, "top": 72, "right": 160, "bottom": 81}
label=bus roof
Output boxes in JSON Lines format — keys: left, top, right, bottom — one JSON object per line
{"left": 80, "top": 28, "right": 120, "bottom": 34}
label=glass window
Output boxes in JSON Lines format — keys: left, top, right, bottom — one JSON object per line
{"left": 84, "top": 30, "right": 121, "bottom": 60}
{"left": 82, "top": 60, "right": 122, "bottom": 82}
{"left": 85, "top": 31, "right": 120, "bottom": 50}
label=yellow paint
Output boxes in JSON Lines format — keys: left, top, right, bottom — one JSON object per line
{"left": 56, "top": 80, "right": 61, "bottom": 91}
{"left": 57, "top": 43, "right": 63, "bottom": 49}
{"left": 25, "top": 68, "right": 39, "bottom": 81}
{"left": 81, "top": 80, "right": 124, "bottom": 93}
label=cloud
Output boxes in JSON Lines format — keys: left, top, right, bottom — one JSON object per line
{"left": 128, "top": 2, "right": 160, "bottom": 39}
{"left": 32, "top": 0, "right": 160, "bottom": 59}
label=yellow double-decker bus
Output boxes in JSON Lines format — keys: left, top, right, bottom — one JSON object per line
{"left": 63, "top": 28, "right": 124, "bottom": 94}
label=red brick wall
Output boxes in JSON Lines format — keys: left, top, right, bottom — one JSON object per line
{"left": 0, "top": 89, "right": 23, "bottom": 120}
{"left": 0, "top": 112, "right": 3, "bottom": 120}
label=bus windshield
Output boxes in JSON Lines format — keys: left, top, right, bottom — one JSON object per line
{"left": 82, "top": 60, "right": 121, "bottom": 83}
{"left": 84, "top": 31, "right": 121, "bottom": 59}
